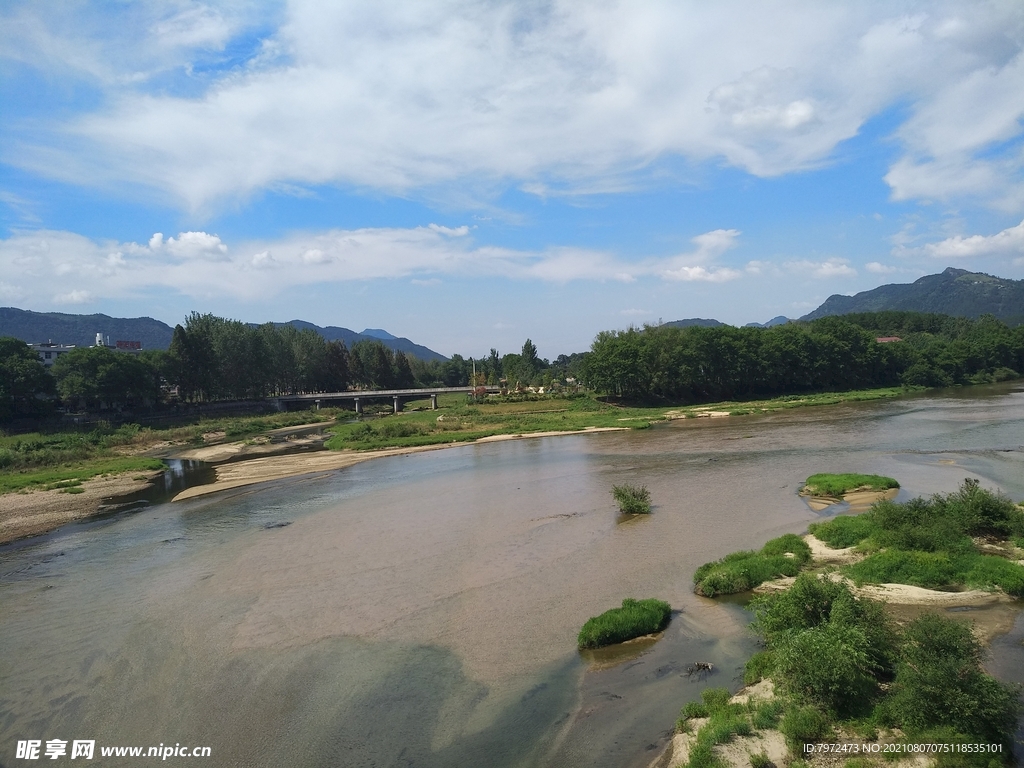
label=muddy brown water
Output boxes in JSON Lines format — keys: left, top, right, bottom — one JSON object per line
{"left": 1, "top": 383, "right": 1023, "bottom": 767}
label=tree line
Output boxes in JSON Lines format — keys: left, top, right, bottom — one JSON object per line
{"left": 0, "top": 311, "right": 566, "bottom": 419}
{"left": 3, "top": 310, "right": 1021, "bottom": 422}
{"left": 579, "top": 312, "right": 1024, "bottom": 401}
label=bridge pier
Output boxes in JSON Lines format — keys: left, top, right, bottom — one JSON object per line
{"left": 430, "top": 394, "right": 438, "bottom": 410}
{"left": 354, "top": 398, "right": 361, "bottom": 415}
{"left": 393, "top": 396, "right": 403, "bottom": 413}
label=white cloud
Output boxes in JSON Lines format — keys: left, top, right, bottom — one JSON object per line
{"left": 661, "top": 265, "right": 743, "bottom": 283}
{"left": 4, "top": 1, "right": 1024, "bottom": 211}
{"left": 899, "top": 219, "right": 1024, "bottom": 259}
{"left": 428, "top": 224, "right": 470, "bottom": 237}
{"left": 785, "top": 258, "right": 857, "bottom": 278}
{"left": 53, "top": 289, "right": 92, "bottom": 304}
{"left": 866, "top": 261, "right": 898, "bottom": 273}
{"left": 620, "top": 308, "right": 652, "bottom": 316}
{"left": 0, "top": 224, "right": 751, "bottom": 306}
{"left": 659, "top": 228, "right": 743, "bottom": 282}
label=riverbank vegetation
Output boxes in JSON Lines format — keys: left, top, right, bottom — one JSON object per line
{"left": 612, "top": 483, "right": 651, "bottom": 514}
{"left": 693, "top": 534, "right": 812, "bottom": 596}
{"left": 678, "top": 577, "right": 1021, "bottom": 768}
{"left": 0, "top": 410, "right": 337, "bottom": 494}
{"left": 736, "top": 575, "right": 1020, "bottom": 762}
{"left": 808, "top": 479, "right": 1024, "bottom": 595}
{"left": 577, "top": 598, "right": 672, "bottom": 649}
{"left": 581, "top": 312, "right": 1023, "bottom": 401}
{"left": 802, "top": 473, "right": 900, "bottom": 497}
{"left": 682, "top": 479, "right": 1024, "bottom": 766}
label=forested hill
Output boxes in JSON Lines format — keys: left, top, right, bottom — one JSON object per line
{"left": 663, "top": 318, "right": 726, "bottom": 328}
{"left": 802, "top": 268, "right": 1024, "bottom": 323}
{"left": 264, "top": 321, "right": 447, "bottom": 362}
{"left": 0, "top": 307, "right": 447, "bottom": 361}
{"left": 0, "top": 308, "right": 175, "bottom": 349}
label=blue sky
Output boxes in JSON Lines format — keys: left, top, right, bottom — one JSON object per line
{"left": 2, "top": 1, "right": 1024, "bottom": 358}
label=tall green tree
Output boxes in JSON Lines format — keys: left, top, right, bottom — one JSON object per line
{"left": 0, "top": 337, "right": 55, "bottom": 422}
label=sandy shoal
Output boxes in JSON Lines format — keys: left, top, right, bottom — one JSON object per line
{"left": 803, "top": 486, "right": 899, "bottom": 512}
{"left": 0, "top": 471, "right": 163, "bottom": 544}
{"left": 171, "top": 427, "right": 627, "bottom": 502}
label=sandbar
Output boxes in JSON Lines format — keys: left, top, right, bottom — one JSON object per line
{"left": 0, "top": 470, "right": 163, "bottom": 545}
{"left": 172, "top": 427, "right": 627, "bottom": 502}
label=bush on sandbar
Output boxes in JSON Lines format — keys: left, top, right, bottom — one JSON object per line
{"left": 693, "top": 534, "right": 811, "bottom": 596}
{"left": 577, "top": 597, "right": 671, "bottom": 649}
{"left": 803, "top": 473, "right": 899, "bottom": 497}
{"left": 612, "top": 483, "right": 652, "bottom": 514}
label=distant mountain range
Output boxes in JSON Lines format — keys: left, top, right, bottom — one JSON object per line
{"left": 0, "top": 308, "right": 448, "bottom": 362}
{"left": 744, "top": 316, "right": 791, "bottom": 328}
{"left": 261, "top": 320, "right": 447, "bottom": 361}
{"left": 800, "top": 268, "right": 1024, "bottom": 323}
{"left": 663, "top": 318, "right": 726, "bottom": 328}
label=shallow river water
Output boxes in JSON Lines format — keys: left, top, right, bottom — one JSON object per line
{"left": 1, "top": 384, "right": 1023, "bottom": 767}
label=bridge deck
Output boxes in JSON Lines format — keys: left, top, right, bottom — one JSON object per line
{"left": 276, "top": 386, "right": 498, "bottom": 402}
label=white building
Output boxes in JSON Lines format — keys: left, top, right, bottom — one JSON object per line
{"left": 30, "top": 340, "right": 76, "bottom": 368}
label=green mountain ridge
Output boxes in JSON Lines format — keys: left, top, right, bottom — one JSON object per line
{"left": 801, "top": 267, "right": 1024, "bottom": 323}
{"left": 0, "top": 308, "right": 448, "bottom": 362}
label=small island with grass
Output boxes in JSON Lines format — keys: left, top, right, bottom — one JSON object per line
{"left": 693, "top": 534, "right": 811, "bottom": 597}
{"left": 577, "top": 597, "right": 671, "bottom": 649}
{"left": 802, "top": 473, "right": 899, "bottom": 497}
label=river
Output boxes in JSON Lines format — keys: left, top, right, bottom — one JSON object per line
{"left": 1, "top": 384, "right": 1022, "bottom": 767}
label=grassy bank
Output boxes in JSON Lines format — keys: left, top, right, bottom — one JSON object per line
{"left": 324, "top": 387, "right": 911, "bottom": 452}
{"left": 693, "top": 534, "right": 812, "bottom": 596}
{"left": 0, "top": 410, "right": 337, "bottom": 494}
{"left": 808, "top": 479, "right": 1024, "bottom": 596}
{"left": 0, "top": 457, "right": 167, "bottom": 494}
{"left": 682, "top": 479, "right": 1024, "bottom": 766}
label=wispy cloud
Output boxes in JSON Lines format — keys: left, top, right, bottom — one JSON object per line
{"left": 896, "top": 219, "right": 1024, "bottom": 260}
{"left": 0, "top": 224, "right": 751, "bottom": 307}
{"left": 784, "top": 258, "right": 857, "bottom": 279}
{"left": 4, "top": 2, "right": 1024, "bottom": 212}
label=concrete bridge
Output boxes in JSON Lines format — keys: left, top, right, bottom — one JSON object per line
{"left": 274, "top": 386, "right": 500, "bottom": 414}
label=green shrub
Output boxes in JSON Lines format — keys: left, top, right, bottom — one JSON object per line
{"left": 780, "top": 704, "right": 831, "bottom": 746}
{"left": 751, "top": 575, "right": 899, "bottom": 684}
{"left": 804, "top": 473, "right": 899, "bottom": 497}
{"left": 684, "top": 739, "right": 721, "bottom": 768}
{"left": 374, "top": 421, "right": 425, "bottom": 439}
{"left": 611, "top": 483, "right": 652, "bottom": 514}
{"left": 774, "top": 621, "right": 877, "bottom": 716}
{"left": 744, "top": 650, "right": 775, "bottom": 685}
{"left": 808, "top": 515, "right": 876, "bottom": 548}
{"left": 749, "top": 753, "right": 774, "bottom": 768}
{"left": 882, "top": 614, "right": 1020, "bottom": 750}
{"left": 751, "top": 699, "right": 784, "bottom": 730}
{"left": 694, "top": 535, "right": 810, "bottom": 596}
{"left": 701, "top": 688, "right": 732, "bottom": 713}
{"left": 961, "top": 555, "right": 1024, "bottom": 597}
{"left": 761, "top": 533, "right": 812, "bottom": 562}
{"left": 847, "top": 549, "right": 957, "bottom": 588}
{"left": 681, "top": 701, "right": 710, "bottom": 719}
{"left": 577, "top": 597, "right": 671, "bottom": 649}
